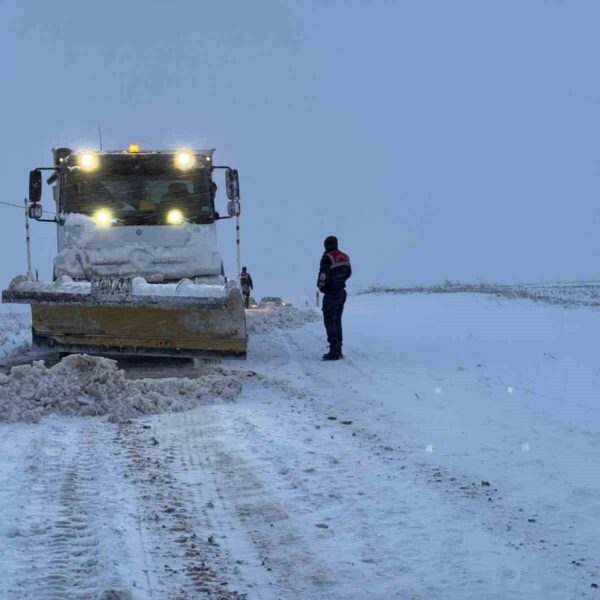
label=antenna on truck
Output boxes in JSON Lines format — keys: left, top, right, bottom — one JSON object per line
{"left": 98, "top": 126, "right": 103, "bottom": 152}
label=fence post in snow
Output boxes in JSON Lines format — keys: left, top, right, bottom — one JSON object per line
{"left": 24, "top": 198, "right": 34, "bottom": 281}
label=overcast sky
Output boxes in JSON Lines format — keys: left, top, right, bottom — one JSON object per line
{"left": 1, "top": 0, "right": 598, "bottom": 304}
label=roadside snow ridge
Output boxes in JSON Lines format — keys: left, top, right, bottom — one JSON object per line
{"left": 246, "top": 306, "right": 320, "bottom": 334}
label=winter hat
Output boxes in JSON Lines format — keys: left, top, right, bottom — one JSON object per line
{"left": 324, "top": 236, "right": 338, "bottom": 251}
{"left": 241, "top": 266, "right": 247, "bottom": 272}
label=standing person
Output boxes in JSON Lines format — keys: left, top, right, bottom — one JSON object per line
{"left": 240, "top": 266, "right": 253, "bottom": 309}
{"left": 317, "top": 236, "right": 352, "bottom": 360}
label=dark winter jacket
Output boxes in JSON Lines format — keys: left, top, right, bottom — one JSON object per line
{"left": 240, "top": 272, "right": 253, "bottom": 292}
{"left": 317, "top": 249, "right": 352, "bottom": 294}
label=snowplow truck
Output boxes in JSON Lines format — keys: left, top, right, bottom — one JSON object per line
{"left": 2, "top": 146, "right": 247, "bottom": 358}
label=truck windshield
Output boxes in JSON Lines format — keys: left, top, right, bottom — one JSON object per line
{"left": 61, "top": 173, "right": 216, "bottom": 225}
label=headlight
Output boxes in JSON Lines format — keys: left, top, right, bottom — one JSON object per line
{"left": 175, "top": 151, "right": 195, "bottom": 170}
{"left": 79, "top": 153, "right": 99, "bottom": 171}
{"left": 166, "top": 208, "right": 185, "bottom": 225}
{"left": 93, "top": 208, "right": 113, "bottom": 227}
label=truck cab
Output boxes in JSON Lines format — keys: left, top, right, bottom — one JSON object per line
{"left": 32, "top": 147, "right": 239, "bottom": 284}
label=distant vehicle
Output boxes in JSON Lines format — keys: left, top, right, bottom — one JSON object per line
{"left": 248, "top": 297, "right": 258, "bottom": 308}
{"left": 259, "top": 296, "right": 292, "bottom": 308}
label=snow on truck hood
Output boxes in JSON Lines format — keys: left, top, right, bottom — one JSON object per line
{"left": 54, "top": 213, "right": 222, "bottom": 282}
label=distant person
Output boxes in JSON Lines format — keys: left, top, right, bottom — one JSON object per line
{"left": 240, "top": 266, "right": 253, "bottom": 309}
{"left": 317, "top": 235, "right": 351, "bottom": 360}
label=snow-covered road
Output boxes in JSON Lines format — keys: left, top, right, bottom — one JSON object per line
{"left": 0, "top": 292, "right": 598, "bottom": 598}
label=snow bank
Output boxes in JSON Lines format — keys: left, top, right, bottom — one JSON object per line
{"left": 246, "top": 306, "right": 320, "bottom": 334}
{"left": 0, "top": 313, "right": 30, "bottom": 358}
{"left": 0, "top": 354, "right": 243, "bottom": 423}
{"left": 361, "top": 281, "right": 600, "bottom": 308}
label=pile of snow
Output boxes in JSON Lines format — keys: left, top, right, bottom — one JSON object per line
{"left": 246, "top": 306, "right": 320, "bottom": 334}
{"left": 0, "top": 354, "right": 243, "bottom": 423}
{"left": 0, "top": 313, "right": 30, "bottom": 358}
{"left": 131, "top": 277, "right": 227, "bottom": 298}
{"left": 7, "top": 275, "right": 91, "bottom": 294}
{"left": 8, "top": 275, "right": 230, "bottom": 300}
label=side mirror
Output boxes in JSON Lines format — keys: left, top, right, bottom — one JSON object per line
{"left": 225, "top": 168, "right": 240, "bottom": 200}
{"left": 29, "top": 170, "right": 42, "bottom": 203}
{"left": 28, "top": 203, "right": 43, "bottom": 220}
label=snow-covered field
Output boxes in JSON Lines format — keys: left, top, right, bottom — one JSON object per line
{"left": 0, "top": 294, "right": 598, "bottom": 598}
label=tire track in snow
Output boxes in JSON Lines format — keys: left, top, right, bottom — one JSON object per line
{"left": 115, "top": 418, "right": 249, "bottom": 599}
{"left": 1, "top": 420, "right": 132, "bottom": 599}
{"left": 173, "top": 407, "right": 332, "bottom": 598}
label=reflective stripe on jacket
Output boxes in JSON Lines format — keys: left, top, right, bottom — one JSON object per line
{"left": 317, "top": 249, "right": 352, "bottom": 294}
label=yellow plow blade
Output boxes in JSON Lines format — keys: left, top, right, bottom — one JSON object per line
{"left": 31, "top": 302, "right": 247, "bottom": 357}
{"left": 3, "top": 279, "right": 247, "bottom": 358}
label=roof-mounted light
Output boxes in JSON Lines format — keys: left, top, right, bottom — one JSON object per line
{"left": 128, "top": 143, "right": 141, "bottom": 153}
{"left": 175, "top": 151, "right": 195, "bottom": 170}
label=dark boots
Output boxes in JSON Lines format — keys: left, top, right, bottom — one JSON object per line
{"left": 322, "top": 344, "right": 342, "bottom": 361}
